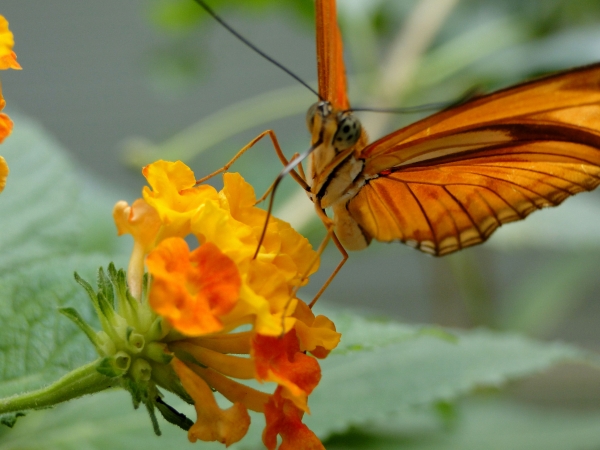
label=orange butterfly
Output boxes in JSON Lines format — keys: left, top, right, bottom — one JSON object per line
{"left": 303, "top": 0, "right": 600, "bottom": 257}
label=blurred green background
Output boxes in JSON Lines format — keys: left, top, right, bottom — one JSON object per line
{"left": 3, "top": 0, "right": 600, "bottom": 416}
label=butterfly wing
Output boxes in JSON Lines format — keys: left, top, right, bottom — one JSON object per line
{"left": 315, "top": 0, "right": 349, "bottom": 110}
{"left": 349, "top": 64, "right": 600, "bottom": 255}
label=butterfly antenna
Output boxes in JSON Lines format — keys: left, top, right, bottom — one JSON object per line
{"left": 194, "top": 0, "right": 320, "bottom": 99}
{"left": 351, "top": 102, "right": 450, "bottom": 114}
{"left": 351, "top": 86, "right": 484, "bottom": 114}
{"left": 253, "top": 142, "right": 320, "bottom": 259}
{"left": 441, "top": 85, "right": 485, "bottom": 110}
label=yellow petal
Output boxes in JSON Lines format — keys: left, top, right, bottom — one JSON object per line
{"left": 191, "top": 199, "right": 255, "bottom": 264}
{"left": 142, "top": 160, "right": 219, "bottom": 238}
{"left": 0, "top": 16, "right": 20, "bottom": 70}
{"left": 220, "top": 172, "right": 319, "bottom": 285}
{"left": 0, "top": 155, "right": 8, "bottom": 193}
{"left": 293, "top": 301, "right": 341, "bottom": 357}
{"left": 113, "top": 199, "right": 161, "bottom": 251}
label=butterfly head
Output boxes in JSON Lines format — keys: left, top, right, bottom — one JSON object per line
{"left": 306, "top": 101, "right": 362, "bottom": 152}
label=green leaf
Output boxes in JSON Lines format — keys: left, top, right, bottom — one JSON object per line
{"left": 0, "top": 115, "right": 81, "bottom": 274}
{"left": 149, "top": 0, "right": 205, "bottom": 31}
{"left": 148, "top": 0, "right": 313, "bottom": 32}
{"left": 0, "top": 255, "right": 106, "bottom": 398}
{"left": 325, "top": 398, "right": 600, "bottom": 450}
{"left": 0, "top": 389, "right": 269, "bottom": 449}
{"left": 303, "top": 313, "right": 596, "bottom": 438}
{"left": 325, "top": 311, "right": 427, "bottom": 353}
{"left": 0, "top": 390, "right": 194, "bottom": 450}
{"left": 0, "top": 412, "right": 25, "bottom": 429}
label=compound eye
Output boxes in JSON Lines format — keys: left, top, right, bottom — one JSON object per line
{"left": 306, "top": 101, "right": 333, "bottom": 132}
{"left": 333, "top": 113, "right": 362, "bottom": 151}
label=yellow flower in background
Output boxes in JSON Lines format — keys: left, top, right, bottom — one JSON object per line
{"left": 0, "top": 14, "right": 20, "bottom": 190}
{"left": 0, "top": 156, "right": 7, "bottom": 194}
{"left": 112, "top": 160, "right": 341, "bottom": 448}
{"left": 0, "top": 87, "right": 13, "bottom": 146}
{"left": 0, "top": 15, "right": 20, "bottom": 70}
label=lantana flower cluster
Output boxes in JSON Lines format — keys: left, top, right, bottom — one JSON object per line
{"left": 112, "top": 160, "right": 340, "bottom": 448}
{"left": 0, "top": 14, "right": 21, "bottom": 193}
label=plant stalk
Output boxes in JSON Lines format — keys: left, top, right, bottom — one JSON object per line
{"left": 0, "top": 360, "right": 116, "bottom": 414}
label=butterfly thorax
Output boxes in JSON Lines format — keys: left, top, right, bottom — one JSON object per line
{"left": 305, "top": 101, "right": 367, "bottom": 209}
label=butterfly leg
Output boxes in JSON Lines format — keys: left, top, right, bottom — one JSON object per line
{"left": 255, "top": 151, "right": 307, "bottom": 205}
{"left": 303, "top": 203, "right": 349, "bottom": 308}
{"left": 308, "top": 231, "right": 348, "bottom": 308}
{"left": 256, "top": 156, "right": 310, "bottom": 205}
{"left": 268, "top": 135, "right": 308, "bottom": 187}
{"left": 278, "top": 219, "right": 338, "bottom": 333}
{"left": 195, "top": 129, "right": 306, "bottom": 186}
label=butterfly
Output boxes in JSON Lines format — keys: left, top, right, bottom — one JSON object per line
{"left": 303, "top": 0, "right": 600, "bottom": 257}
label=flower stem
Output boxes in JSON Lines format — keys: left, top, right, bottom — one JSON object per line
{"left": 0, "top": 359, "right": 116, "bottom": 414}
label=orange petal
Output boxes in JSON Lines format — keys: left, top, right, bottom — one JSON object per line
{"left": 186, "top": 362, "right": 271, "bottom": 413}
{"left": 147, "top": 238, "right": 241, "bottom": 336}
{"left": 263, "top": 387, "right": 324, "bottom": 450}
{"left": 0, "top": 51, "right": 19, "bottom": 70}
{"left": 253, "top": 331, "right": 321, "bottom": 412}
{"left": 172, "top": 358, "right": 250, "bottom": 446}
{"left": 0, "top": 155, "right": 8, "bottom": 193}
{"left": 190, "top": 240, "right": 241, "bottom": 317}
{"left": 0, "top": 112, "right": 13, "bottom": 144}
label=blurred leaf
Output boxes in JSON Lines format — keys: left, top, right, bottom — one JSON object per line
{"left": 325, "top": 397, "right": 600, "bottom": 450}
{"left": 303, "top": 318, "right": 596, "bottom": 438}
{"left": 324, "top": 311, "right": 427, "bottom": 353}
{"left": 149, "top": 0, "right": 205, "bottom": 32}
{"left": 76, "top": 180, "right": 129, "bottom": 259}
{"left": 0, "top": 255, "right": 105, "bottom": 398}
{"left": 0, "top": 114, "right": 124, "bottom": 406}
{"left": 1, "top": 114, "right": 124, "bottom": 259}
{"left": 0, "top": 390, "right": 194, "bottom": 450}
{"left": 0, "top": 387, "right": 275, "bottom": 450}
{"left": 2, "top": 310, "right": 594, "bottom": 449}
{"left": 0, "top": 115, "right": 82, "bottom": 274}
{"left": 149, "top": 0, "right": 314, "bottom": 33}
